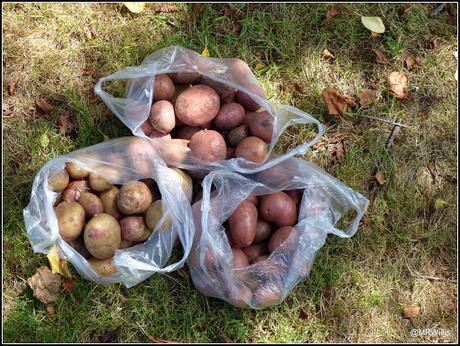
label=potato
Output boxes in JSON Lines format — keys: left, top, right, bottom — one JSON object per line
{"left": 62, "top": 180, "right": 90, "bottom": 203}
{"left": 200, "top": 76, "right": 237, "bottom": 100}
{"left": 55, "top": 201, "right": 85, "bottom": 242}
{"left": 145, "top": 199, "right": 172, "bottom": 231}
{"left": 242, "top": 243, "right": 268, "bottom": 263}
{"left": 48, "top": 169, "right": 69, "bottom": 192}
{"left": 89, "top": 173, "right": 112, "bottom": 192}
{"left": 120, "top": 216, "right": 152, "bottom": 242}
{"left": 221, "top": 92, "right": 236, "bottom": 105}
{"left": 227, "top": 124, "right": 249, "bottom": 147}
{"left": 168, "top": 71, "right": 201, "bottom": 84}
{"left": 236, "top": 83, "right": 264, "bottom": 111}
{"left": 171, "top": 168, "right": 193, "bottom": 201}
{"left": 253, "top": 218, "right": 272, "bottom": 243}
{"left": 117, "top": 181, "right": 153, "bottom": 215}
{"left": 174, "top": 85, "right": 220, "bottom": 126}
{"left": 268, "top": 226, "right": 297, "bottom": 252}
{"left": 175, "top": 126, "right": 201, "bottom": 140}
{"left": 246, "top": 111, "right": 274, "bottom": 143}
{"left": 199, "top": 119, "right": 214, "bottom": 129}
{"left": 285, "top": 189, "right": 303, "bottom": 206}
{"left": 149, "top": 130, "right": 172, "bottom": 140}
{"left": 68, "top": 236, "right": 91, "bottom": 259}
{"left": 228, "top": 285, "right": 252, "bottom": 308}
{"left": 120, "top": 238, "right": 134, "bottom": 249}
{"left": 253, "top": 255, "right": 268, "bottom": 264}
{"left": 78, "top": 192, "right": 104, "bottom": 219}
{"left": 153, "top": 74, "right": 175, "bottom": 101}
{"left": 88, "top": 257, "right": 117, "bottom": 276}
{"left": 84, "top": 213, "right": 121, "bottom": 259}
{"left": 66, "top": 162, "right": 90, "bottom": 179}
{"left": 246, "top": 195, "right": 259, "bottom": 206}
{"left": 213, "top": 103, "right": 245, "bottom": 130}
{"left": 100, "top": 186, "right": 122, "bottom": 220}
{"left": 226, "top": 146, "right": 236, "bottom": 159}
{"left": 232, "top": 248, "right": 249, "bottom": 269}
{"left": 140, "top": 119, "right": 155, "bottom": 136}
{"left": 259, "top": 192, "right": 298, "bottom": 227}
{"left": 229, "top": 200, "right": 258, "bottom": 247}
{"left": 189, "top": 130, "right": 227, "bottom": 162}
{"left": 235, "top": 136, "right": 268, "bottom": 164}
{"left": 252, "top": 285, "right": 282, "bottom": 307}
{"left": 149, "top": 100, "right": 175, "bottom": 133}
{"left": 155, "top": 138, "right": 190, "bottom": 166}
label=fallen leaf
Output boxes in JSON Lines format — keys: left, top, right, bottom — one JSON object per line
{"left": 123, "top": 2, "right": 145, "bottom": 13}
{"left": 62, "top": 278, "right": 75, "bottom": 293}
{"left": 82, "top": 68, "right": 95, "bottom": 76}
{"left": 147, "top": 335, "right": 175, "bottom": 343}
{"left": 375, "top": 171, "right": 386, "bottom": 185}
{"left": 404, "top": 53, "right": 420, "bottom": 69}
{"left": 201, "top": 46, "right": 209, "bottom": 57}
{"left": 288, "top": 82, "right": 304, "bottom": 94}
{"left": 36, "top": 97, "right": 53, "bottom": 114}
{"left": 361, "top": 16, "right": 385, "bottom": 34}
{"left": 427, "top": 37, "right": 439, "bottom": 50}
{"left": 58, "top": 111, "right": 75, "bottom": 134}
{"left": 387, "top": 71, "right": 408, "bottom": 100}
{"left": 27, "top": 266, "right": 62, "bottom": 304}
{"left": 358, "top": 89, "right": 377, "bottom": 108}
{"left": 371, "top": 31, "right": 382, "bottom": 38}
{"left": 84, "top": 27, "right": 96, "bottom": 40}
{"left": 255, "top": 63, "right": 266, "bottom": 72}
{"left": 218, "top": 331, "right": 234, "bottom": 343}
{"left": 322, "top": 48, "right": 335, "bottom": 61}
{"left": 299, "top": 309, "right": 308, "bottom": 320}
{"left": 434, "top": 199, "right": 448, "bottom": 210}
{"left": 3, "top": 104, "right": 14, "bottom": 116}
{"left": 371, "top": 49, "right": 390, "bottom": 65}
{"left": 321, "top": 87, "right": 357, "bottom": 116}
{"left": 402, "top": 305, "right": 421, "bottom": 319}
{"left": 326, "top": 133, "right": 349, "bottom": 165}
{"left": 151, "top": 4, "right": 181, "bottom": 14}
{"left": 47, "top": 244, "right": 73, "bottom": 279}
{"left": 8, "top": 80, "right": 16, "bottom": 96}
{"left": 100, "top": 326, "right": 122, "bottom": 343}
{"left": 46, "top": 303, "right": 56, "bottom": 315}
{"left": 322, "top": 4, "right": 339, "bottom": 24}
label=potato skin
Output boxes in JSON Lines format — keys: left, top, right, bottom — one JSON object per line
{"left": 55, "top": 201, "right": 86, "bottom": 242}
{"left": 156, "top": 138, "right": 190, "bottom": 166}
{"left": 119, "top": 238, "right": 134, "bottom": 249}
{"left": 213, "top": 103, "right": 245, "bottom": 130}
{"left": 174, "top": 85, "right": 220, "bottom": 126}
{"left": 168, "top": 71, "right": 201, "bottom": 84}
{"left": 235, "top": 136, "right": 268, "bottom": 164}
{"left": 247, "top": 111, "right": 274, "bottom": 143}
{"left": 84, "top": 213, "right": 121, "bottom": 259}
{"left": 227, "top": 125, "right": 249, "bottom": 147}
{"left": 62, "top": 180, "right": 90, "bottom": 202}
{"left": 229, "top": 200, "right": 258, "bottom": 247}
{"left": 189, "top": 130, "right": 227, "bottom": 162}
{"left": 78, "top": 192, "right": 104, "bottom": 219}
{"left": 285, "top": 189, "right": 303, "bottom": 206}
{"left": 246, "top": 195, "right": 259, "bottom": 206}
{"left": 175, "top": 126, "right": 201, "bottom": 140}
{"left": 242, "top": 243, "right": 268, "bottom": 263}
{"left": 268, "top": 226, "right": 296, "bottom": 252}
{"left": 48, "top": 169, "right": 69, "bottom": 192}
{"left": 200, "top": 76, "right": 237, "bottom": 100}
{"left": 253, "top": 218, "right": 272, "bottom": 243}
{"left": 120, "top": 216, "right": 152, "bottom": 242}
{"left": 259, "top": 192, "right": 298, "bottom": 227}
{"left": 145, "top": 199, "right": 172, "bottom": 231}
{"left": 140, "top": 119, "right": 155, "bottom": 136}
{"left": 232, "top": 248, "right": 249, "bottom": 269}
{"left": 88, "top": 257, "right": 118, "bottom": 276}
{"left": 89, "top": 173, "right": 112, "bottom": 192}
{"left": 236, "top": 83, "right": 264, "bottom": 111}
{"left": 149, "top": 100, "right": 175, "bottom": 133}
{"left": 117, "top": 181, "right": 153, "bottom": 215}
{"left": 66, "top": 162, "right": 90, "bottom": 179}
{"left": 153, "top": 74, "right": 175, "bottom": 101}
{"left": 100, "top": 186, "right": 122, "bottom": 220}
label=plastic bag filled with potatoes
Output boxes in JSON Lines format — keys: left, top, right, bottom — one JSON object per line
{"left": 23, "top": 136, "right": 194, "bottom": 288}
{"left": 95, "top": 45, "right": 325, "bottom": 174}
{"left": 188, "top": 157, "right": 369, "bottom": 309}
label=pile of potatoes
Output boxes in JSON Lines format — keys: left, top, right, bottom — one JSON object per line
{"left": 49, "top": 162, "right": 181, "bottom": 277}
{"left": 140, "top": 70, "right": 273, "bottom": 164}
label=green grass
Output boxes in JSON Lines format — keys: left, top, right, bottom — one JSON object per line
{"left": 3, "top": 3, "right": 457, "bottom": 343}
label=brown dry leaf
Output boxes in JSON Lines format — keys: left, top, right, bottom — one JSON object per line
{"left": 84, "top": 27, "right": 96, "bottom": 40}
{"left": 58, "top": 111, "right": 75, "bottom": 134}
{"left": 82, "top": 68, "right": 95, "bottom": 76}
{"left": 147, "top": 335, "right": 175, "bottom": 343}
{"left": 62, "top": 278, "right": 76, "bottom": 293}
{"left": 387, "top": 71, "right": 408, "bottom": 100}
{"left": 322, "top": 48, "right": 335, "bottom": 61}
{"left": 322, "top": 4, "right": 339, "bottom": 24}
{"left": 371, "top": 48, "right": 390, "bottom": 65}
{"left": 8, "top": 80, "right": 16, "bottom": 96}
{"left": 402, "top": 305, "right": 421, "bottom": 319}
{"left": 299, "top": 309, "right": 308, "bottom": 320}
{"left": 321, "top": 87, "right": 357, "bottom": 116}
{"left": 27, "top": 266, "right": 62, "bottom": 304}
{"left": 375, "top": 171, "right": 386, "bottom": 185}
{"left": 36, "top": 97, "right": 54, "bottom": 114}
{"left": 358, "top": 89, "right": 377, "bottom": 108}
{"left": 3, "top": 104, "right": 14, "bottom": 117}
{"left": 152, "top": 4, "right": 181, "bottom": 14}
{"left": 427, "top": 37, "right": 439, "bottom": 50}
{"left": 218, "top": 331, "right": 234, "bottom": 343}
{"left": 288, "top": 82, "right": 304, "bottom": 94}
{"left": 404, "top": 53, "right": 420, "bottom": 70}
{"left": 46, "top": 303, "right": 56, "bottom": 315}
{"left": 326, "top": 133, "right": 349, "bottom": 165}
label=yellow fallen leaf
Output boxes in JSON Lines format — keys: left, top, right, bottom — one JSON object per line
{"left": 123, "top": 2, "right": 145, "bottom": 13}
{"left": 361, "top": 16, "right": 385, "bottom": 34}
{"left": 47, "top": 244, "right": 73, "bottom": 279}
{"left": 201, "top": 47, "right": 209, "bottom": 57}
{"left": 375, "top": 171, "right": 386, "bottom": 185}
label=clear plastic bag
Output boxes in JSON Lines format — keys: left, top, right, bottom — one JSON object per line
{"left": 23, "top": 137, "right": 194, "bottom": 288}
{"left": 188, "top": 156, "right": 369, "bottom": 309}
{"left": 94, "top": 45, "right": 325, "bottom": 174}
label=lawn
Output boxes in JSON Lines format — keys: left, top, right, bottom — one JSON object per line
{"left": 2, "top": 3, "right": 457, "bottom": 343}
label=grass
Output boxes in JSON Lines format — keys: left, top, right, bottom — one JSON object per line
{"left": 2, "top": 3, "right": 457, "bottom": 343}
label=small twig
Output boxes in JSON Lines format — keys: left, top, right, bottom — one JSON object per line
{"left": 430, "top": 3, "right": 447, "bottom": 17}
{"left": 384, "top": 124, "right": 401, "bottom": 150}
{"left": 414, "top": 273, "right": 457, "bottom": 283}
{"left": 361, "top": 114, "right": 411, "bottom": 128}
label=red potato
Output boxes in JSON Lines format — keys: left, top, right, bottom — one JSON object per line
{"left": 227, "top": 124, "right": 249, "bottom": 147}
{"left": 149, "top": 100, "right": 175, "bottom": 133}
{"left": 259, "top": 192, "right": 298, "bottom": 227}
{"left": 48, "top": 169, "right": 69, "bottom": 192}
{"left": 168, "top": 71, "right": 201, "bottom": 84}
{"left": 174, "top": 85, "right": 220, "bottom": 126}
{"left": 235, "top": 136, "right": 268, "bottom": 164}
{"left": 120, "top": 216, "right": 152, "bottom": 242}
{"left": 62, "top": 180, "right": 90, "bottom": 203}
{"left": 236, "top": 83, "right": 264, "bottom": 111}
{"left": 175, "top": 126, "right": 201, "bottom": 140}
{"left": 253, "top": 218, "right": 272, "bottom": 243}
{"left": 213, "top": 103, "right": 245, "bottom": 130}
{"left": 286, "top": 189, "right": 303, "bottom": 206}
{"left": 228, "top": 200, "right": 258, "bottom": 247}
{"left": 242, "top": 243, "right": 268, "bottom": 263}
{"left": 155, "top": 138, "right": 190, "bottom": 166}
{"left": 200, "top": 75, "right": 237, "bottom": 100}
{"left": 140, "top": 119, "right": 155, "bottom": 136}
{"left": 189, "top": 130, "right": 227, "bottom": 162}
{"left": 117, "top": 181, "right": 153, "bottom": 215}
{"left": 232, "top": 248, "right": 249, "bottom": 269}
{"left": 78, "top": 192, "right": 104, "bottom": 219}
{"left": 153, "top": 74, "right": 175, "bottom": 101}
{"left": 149, "top": 130, "right": 172, "bottom": 140}
{"left": 246, "top": 111, "right": 274, "bottom": 143}
{"left": 246, "top": 195, "right": 259, "bottom": 206}
{"left": 268, "top": 226, "right": 297, "bottom": 252}
{"left": 84, "top": 213, "right": 121, "bottom": 259}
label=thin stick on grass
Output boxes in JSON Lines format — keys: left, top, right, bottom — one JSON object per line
{"left": 361, "top": 114, "right": 411, "bottom": 129}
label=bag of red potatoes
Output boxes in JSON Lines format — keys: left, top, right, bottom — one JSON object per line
{"left": 95, "top": 45, "right": 325, "bottom": 174}
{"left": 23, "top": 137, "right": 195, "bottom": 288}
{"left": 188, "top": 157, "right": 369, "bottom": 309}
